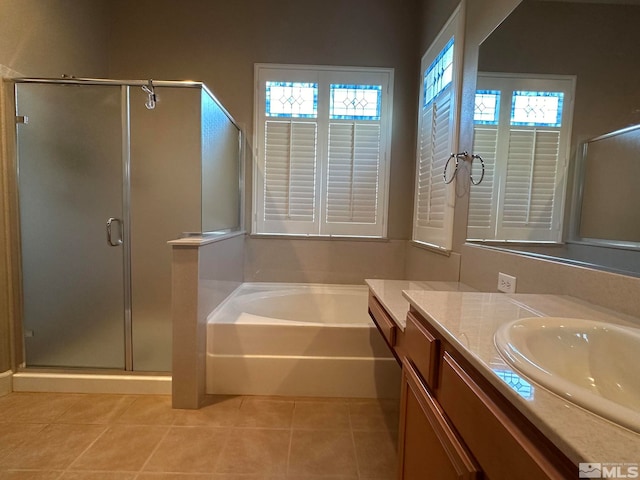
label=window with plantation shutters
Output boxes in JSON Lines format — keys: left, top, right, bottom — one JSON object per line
{"left": 468, "top": 74, "right": 575, "bottom": 242}
{"left": 254, "top": 65, "right": 393, "bottom": 237}
{"left": 412, "top": 5, "right": 464, "bottom": 251}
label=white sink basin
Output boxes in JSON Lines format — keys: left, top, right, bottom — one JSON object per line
{"left": 495, "top": 317, "right": 640, "bottom": 433}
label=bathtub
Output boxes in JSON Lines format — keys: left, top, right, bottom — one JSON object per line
{"left": 206, "top": 283, "right": 400, "bottom": 398}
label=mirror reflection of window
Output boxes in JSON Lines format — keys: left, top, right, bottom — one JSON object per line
{"left": 467, "top": 74, "right": 575, "bottom": 243}
{"left": 464, "top": 0, "right": 640, "bottom": 278}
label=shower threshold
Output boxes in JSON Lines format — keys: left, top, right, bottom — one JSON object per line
{"left": 10, "top": 369, "right": 171, "bottom": 395}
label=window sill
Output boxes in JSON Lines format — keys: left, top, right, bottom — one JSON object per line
{"left": 409, "top": 240, "right": 452, "bottom": 256}
{"left": 249, "top": 233, "right": 391, "bottom": 243}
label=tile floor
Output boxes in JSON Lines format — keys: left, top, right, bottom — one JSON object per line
{"left": 0, "top": 392, "right": 399, "bottom": 479}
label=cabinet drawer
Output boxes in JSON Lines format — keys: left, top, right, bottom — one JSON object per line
{"left": 368, "top": 292, "right": 397, "bottom": 347}
{"left": 400, "top": 359, "right": 480, "bottom": 480}
{"left": 439, "top": 352, "right": 572, "bottom": 480}
{"left": 405, "top": 311, "right": 439, "bottom": 388}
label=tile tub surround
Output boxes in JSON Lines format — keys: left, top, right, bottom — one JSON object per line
{"left": 0, "top": 392, "right": 398, "bottom": 479}
{"left": 460, "top": 242, "right": 640, "bottom": 318}
{"left": 401, "top": 290, "right": 640, "bottom": 465}
{"left": 170, "top": 233, "right": 244, "bottom": 409}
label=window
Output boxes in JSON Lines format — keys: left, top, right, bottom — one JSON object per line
{"left": 468, "top": 73, "right": 575, "bottom": 242}
{"left": 412, "top": 6, "right": 464, "bottom": 251}
{"left": 253, "top": 64, "right": 393, "bottom": 237}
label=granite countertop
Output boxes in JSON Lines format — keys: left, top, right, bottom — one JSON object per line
{"left": 365, "top": 280, "right": 640, "bottom": 465}
{"left": 365, "top": 279, "right": 476, "bottom": 330}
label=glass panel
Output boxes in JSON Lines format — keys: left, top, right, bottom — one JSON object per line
{"left": 510, "top": 91, "right": 564, "bottom": 127}
{"left": 265, "top": 81, "right": 318, "bottom": 118}
{"left": 424, "top": 37, "right": 454, "bottom": 106}
{"left": 201, "top": 90, "right": 241, "bottom": 232}
{"left": 16, "top": 83, "right": 125, "bottom": 369}
{"left": 474, "top": 90, "right": 501, "bottom": 125}
{"left": 329, "top": 84, "right": 382, "bottom": 120}
{"left": 129, "top": 86, "right": 202, "bottom": 372}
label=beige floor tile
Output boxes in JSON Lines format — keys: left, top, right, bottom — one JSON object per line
{"left": 55, "top": 395, "right": 137, "bottom": 424}
{"left": 0, "top": 423, "right": 47, "bottom": 463}
{"left": 0, "top": 393, "right": 80, "bottom": 423}
{"left": 359, "top": 477, "right": 396, "bottom": 480}
{"left": 69, "top": 425, "right": 168, "bottom": 472}
{"left": 0, "top": 424, "right": 106, "bottom": 470}
{"left": 58, "top": 472, "right": 137, "bottom": 479}
{"left": 114, "top": 396, "right": 177, "bottom": 425}
{"left": 292, "top": 400, "right": 350, "bottom": 430}
{"left": 212, "top": 476, "right": 286, "bottom": 480}
{"left": 348, "top": 399, "right": 399, "bottom": 432}
{"left": 352, "top": 431, "right": 397, "bottom": 478}
{"left": 138, "top": 474, "right": 214, "bottom": 479}
{"left": 0, "top": 392, "right": 400, "bottom": 480}
{"left": 173, "top": 396, "right": 242, "bottom": 427}
{"left": 285, "top": 476, "right": 357, "bottom": 480}
{"left": 288, "top": 430, "right": 358, "bottom": 477}
{"left": 0, "top": 471, "right": 63, "bottom": 480}
{"left": 214, "top": 429, "right": 290, "bottom": 475}
{"left": 143, "top": 426, "right": 229, "bottom": 473}
{"left": 234, "top": 398, "right": 294, "bottom": 429}
{"left": 212, "top": 475, "right": 285, "bottom": 480}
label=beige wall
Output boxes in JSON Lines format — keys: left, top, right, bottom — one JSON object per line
{"left": 107, "top": 0, "right": 421, "bottom": 241}
{"left": 0, "top": 0, "right": 110, "bottom": 375}
{"left": 418, "top": 0, "right": 459, "bottom": 54}
{"left": 0, "top": 0, "right": 109, "bottom": 78}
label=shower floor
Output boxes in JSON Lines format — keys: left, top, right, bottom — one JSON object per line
{"left": 0, "top": 392, "right": 398, "bottom": 478}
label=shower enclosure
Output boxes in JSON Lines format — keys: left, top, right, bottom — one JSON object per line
{"left": 12, "top": 78, "right": 242, "bottom": 372}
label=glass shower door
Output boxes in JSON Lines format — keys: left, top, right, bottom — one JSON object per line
{"left": 16, "top": 83, "right": 126, "bottom": 369}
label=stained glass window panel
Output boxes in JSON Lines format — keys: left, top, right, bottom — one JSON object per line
{"left": 510, "top": 91, "right": 564, "bottom": 127}
{"left": 266, "top": 81, "right": 318, "bottom": 118}
{"left": 474, "top": 90, "right": 500, "bottom": 125}
{"left": 330, "top": 84, "right": 382, "bottom": 120}
{"left": 424, "top": 37, "right": 454, "bottom": 107}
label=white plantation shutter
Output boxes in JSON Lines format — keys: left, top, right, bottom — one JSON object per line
{"left": 415, "top": 90, "right": 451, "bottom": 231}
{"left": 412, "top": 5, "right": 463, "bottom": 250}
{"left": 467, "top": 73, "right": 574, "bottom": 242}
{"left": 262, "top": 121, "right": 318, "bottom": 233}
{"left": 325, "top": 122, "right": 382, "bottom": 236}
{"left": 468, "top": 126, "right": 498, "bottom": 235}
{"left": 254, "top": 65, "right": 392, "bottom": 237}
{"left": 501, "top": 129, "right": 560, "bottom": 228}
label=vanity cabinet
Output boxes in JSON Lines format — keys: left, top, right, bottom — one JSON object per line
{"left": 367, "top": 294, "right": 575, "bottom": 480}
{"left": 368, "top": 292, "right": 397, "bottom": 348}
{"left": 398, "top": 357, "right": 481, "bottom": 480}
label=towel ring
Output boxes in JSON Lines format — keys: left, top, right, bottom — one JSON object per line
{"left": 470, "top": 154, "right": 485, "bottom": 185}
{"left": 443, "top": 152, "right": 485, "bottom": 185}
{"left": 443, "top": 153, "right": 459, "bottom": 184}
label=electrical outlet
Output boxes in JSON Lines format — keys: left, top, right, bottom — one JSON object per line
{"left": 497, "top": 272, "right": 517, "bottom": 293}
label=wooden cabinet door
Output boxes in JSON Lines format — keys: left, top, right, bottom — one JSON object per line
{"left": 398, "top": 360, "right": 481, "bottom": 480}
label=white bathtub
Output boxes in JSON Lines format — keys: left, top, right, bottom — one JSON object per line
{"left": 206, "top": 283, "right": 400, "bottom": 398}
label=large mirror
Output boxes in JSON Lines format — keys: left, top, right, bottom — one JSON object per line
{"left": 466, "top": 0, "right": 640, "bottom": 277}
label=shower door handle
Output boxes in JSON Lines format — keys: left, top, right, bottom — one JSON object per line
{"left": 106, "top": 217, "right": 123, "bottom": 247}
